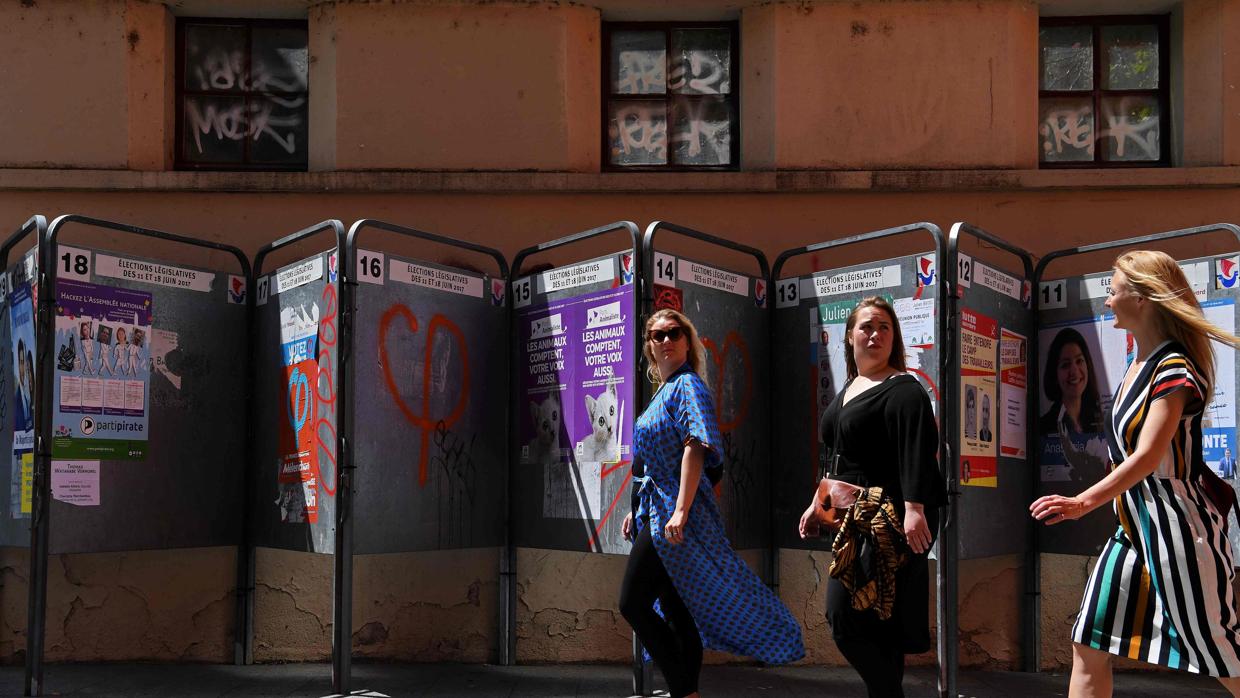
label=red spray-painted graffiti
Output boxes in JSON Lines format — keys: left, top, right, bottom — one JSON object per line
{"left": 378, "top": 305, "right": 470, "bottom": 487}
{"left": 315, "top": 282, "right": 338, "bottom": 498}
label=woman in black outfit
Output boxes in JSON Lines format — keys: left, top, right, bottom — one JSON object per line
{"left": 799, "top": 296, "right": 946, "bottom": 698}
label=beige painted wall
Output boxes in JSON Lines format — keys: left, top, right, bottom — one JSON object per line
{"left": 767, "top": 1, "right": 1040, "bottom": 170}
{"left": 330, "top": 3, "right": 600, "bottom": 171}
{"left": 0, "top": 1, "right": 129, "bottom": 168}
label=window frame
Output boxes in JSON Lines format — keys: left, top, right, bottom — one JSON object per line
{"left": 1038, "top": 14, "right": 1171, "bottom": 169}
{"left": 601, "top": 20, "right": 741, "bottom": 172}
{"left": 174, "top": 16, "right": 310, "bottom": 172}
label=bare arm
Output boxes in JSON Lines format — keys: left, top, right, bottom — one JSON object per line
{"left": 1032, "top": 389, "right": 1187, "bottom": 524}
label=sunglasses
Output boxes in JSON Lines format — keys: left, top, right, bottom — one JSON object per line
{"left": 647, "top": 327, "right": 684, "bottom": 343}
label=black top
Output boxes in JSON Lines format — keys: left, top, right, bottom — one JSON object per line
{"left": 819, "top": 373, "right": 946, "bottom": 513}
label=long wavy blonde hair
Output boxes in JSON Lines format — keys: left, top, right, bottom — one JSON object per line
{"left": 1113, "top": 250, "right": 1240, "bottom": 397}
{"left": 643, "top": 308, "right": 708, "bottom": 387}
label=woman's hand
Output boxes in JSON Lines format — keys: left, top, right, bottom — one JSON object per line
{"left": 1030, "top": 494, "right": 1087, "bottom": 525}
{"left": 664, "top": 509, "right": 689, "bottom": 545}
{"left": 622, "top": 512, "right": 634, "bottom": 541}
{"left": 904, "top": 503, "right": 932, "bottom": 554}
{"left": 799, "top": 502, "right": 821, "bottom": 539}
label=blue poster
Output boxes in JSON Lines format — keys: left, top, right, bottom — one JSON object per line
{"left": 1204, "top": 427, "right": 1238, "bottom": 480}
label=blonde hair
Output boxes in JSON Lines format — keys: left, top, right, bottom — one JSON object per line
{"left": 1113, "top": 250, "right": 1240, "bottom": 398}
{"left": 643, "top": 309, "right": 708, "bottom": 387}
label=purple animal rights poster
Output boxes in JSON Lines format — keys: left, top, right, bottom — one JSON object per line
{"left": 518, "top": 282, "right": 636, "bottom": 547}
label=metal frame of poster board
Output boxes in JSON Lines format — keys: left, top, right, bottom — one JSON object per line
{"left": 24, "top": 215, "right": 251, "bottom": 697}
{"left": 641, "top": 221, "right": 771, "bottom": 553}
{"left": 341, "top": 219, "right": 509, "bottom": 681}
{"left": 251, "top": 219, "right": 346, "bottom": 692}
{"left": 945, "top": 222, "right": 1038, "bottom": 674}
{"left": 771, "top": 222, "right": 952, "bottom": 698}
{"left": 1030, "top": 222, "right": 1240, "bottom": 677}
{"left": 508, "top": 221, "right": 642, "bottom": 683}
{"left": 0, "top": 215, "right": 46, "bottom": 549}
{"left": 639, "top": 220, "right": 770, "bottom": 698}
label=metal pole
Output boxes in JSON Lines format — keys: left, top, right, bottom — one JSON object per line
{"left": 333, "top": 240, "right": 355, "bottom": 695}
{"left": 25, "top": 224, "right": 54, "bottom": 696}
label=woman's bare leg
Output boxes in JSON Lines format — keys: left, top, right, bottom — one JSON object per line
{"left": 1068, "top": 642, "right": 1112, "bottom": 698}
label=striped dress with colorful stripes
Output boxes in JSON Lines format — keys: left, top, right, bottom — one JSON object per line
{"left": 1071, "top": 341, "right": 1240, "bottom": 676}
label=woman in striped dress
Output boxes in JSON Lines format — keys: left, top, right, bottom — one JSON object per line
{"left": 1031, "top": 250, "right": 1240, "bottom": 696}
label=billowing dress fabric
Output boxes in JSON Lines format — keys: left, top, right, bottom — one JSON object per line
{"left": 632, "top": 364, "right": 805, "bottom": 665}
{"left": 1072, "top": 342, "right": 1240, "bottom": 676}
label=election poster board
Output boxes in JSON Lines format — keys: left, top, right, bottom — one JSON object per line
{"left": 252, "top": 249, "right": 338, "bottom": 554}
{"left": 951, "top": 247, "right": 1035, "bottom": 560}
{"left": 0, "top": 249, "right": 36, "bottom": 545}
{"left": 1037, "top": 254, "right": 1240, "bottom": 558}
{"left": 772, "top": 251, "right": 942, "bottom": 550}
{"left": 512, "top": 251, "right": 637, "bottom": 554}
{"left": 39, "top": 241, "right": 246, "bottom": 554}
{"left": 349, "top": 249, "right": 508, "bottom": 554}
{"left": 648, "top": 248, "right": 770, "bottom": 550}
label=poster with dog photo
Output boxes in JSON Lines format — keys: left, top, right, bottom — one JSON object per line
{"left": 518, "top": 284, "right": 635, "bottom": 523}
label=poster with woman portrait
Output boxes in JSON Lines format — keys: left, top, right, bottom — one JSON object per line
{"left": 1037, "top": 317, "right": 1128, "bottom": 485}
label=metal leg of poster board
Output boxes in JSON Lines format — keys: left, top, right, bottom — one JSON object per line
{"left": 2, "top": 216, "right": 47, "bottom": 697}
{"left": 1030, "top": 221, "right": 1240, "bottom": 676}
{"left": 254, "top": 220, "right": 348, "bottom": 694}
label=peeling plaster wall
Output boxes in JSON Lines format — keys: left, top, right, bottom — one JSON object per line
{"left": 351, "top": 548, "right": 499, "bottom": 662}
{"left": 0, "top": 546, "right": 234, "bottom": 664}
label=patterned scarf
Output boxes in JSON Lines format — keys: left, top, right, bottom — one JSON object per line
{"left": 829, "top": 487, "right": 909, "bottom": 620}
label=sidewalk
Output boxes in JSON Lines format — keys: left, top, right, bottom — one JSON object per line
{"left": 0, "top": 663, "right": 1229, "bottom": 697}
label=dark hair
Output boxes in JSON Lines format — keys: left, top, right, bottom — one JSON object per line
{"left": 844, "top": 296, "right": 907, "bottom": 379}
{"left": 1042, "top": 328, "right": 1102, "bottom": 432}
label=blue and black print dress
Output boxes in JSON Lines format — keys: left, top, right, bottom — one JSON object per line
{"left": 632, "top": 363, "right": 805, "bottom": 664}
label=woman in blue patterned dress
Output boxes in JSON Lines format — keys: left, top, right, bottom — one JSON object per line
{"left": 1031, "top": 251, "right": 1240, "bottom": 696}
{"left": 620, "top": 308, "right": 804, "bottom": 698}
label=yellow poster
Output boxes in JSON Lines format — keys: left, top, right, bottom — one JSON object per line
{"left": 20, "top": 452, "right": 33, "bottom": 515}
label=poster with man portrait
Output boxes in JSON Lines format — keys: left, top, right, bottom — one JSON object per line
{"left": 959, "top": 308, "right": 998, "bottom": 487}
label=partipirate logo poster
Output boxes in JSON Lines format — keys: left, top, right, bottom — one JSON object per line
{"left": 52, "top": 279, "right": 152, "bottom": 460}
{"left": 277, "top": 303, "right": 319, "bottom": 523}
{"left": 518, "top": 285, "right": 634, "bottom": 525}
{"left": 959, "top": 308, "right": 998, "bottom": 487}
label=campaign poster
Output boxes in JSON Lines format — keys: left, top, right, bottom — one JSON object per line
{"left": 52, "top": 279, "right": 152, "bottom": 460}
{"left": 277, "top": 303, "right": 319, "bottom": 523}
{"left": 1037, "top": 316, "right": 1127, "bottom": 485}
{"left": 999, "top": 328, "right": 1028, "bottom": 460}
{"left": 9, "top": 281, "right": 35, "bottom": 518}
{"left": 10, "top": 282, "right": 35, "bottom": 451}
{"left": 959, "top": 308, "right": 998, "bottom": 487}
{"left": 518, "top": 285, "right": 634, "bottom": 523}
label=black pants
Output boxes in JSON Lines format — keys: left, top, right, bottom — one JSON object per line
{"left": 619, "top": 524, "right": 702, "bottom": 698}
{"left": 826, "top": 512, "right": 936, "bottom": 698}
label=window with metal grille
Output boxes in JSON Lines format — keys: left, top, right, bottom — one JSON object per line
{"left": 1039, "top": 16, "right": 1170, "bottom": 167}
{"left": 176, "top": 18, "right": 309, "bottom": 171}
{"left": 604, "top": 22, "right": 739, "bottom": 170}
